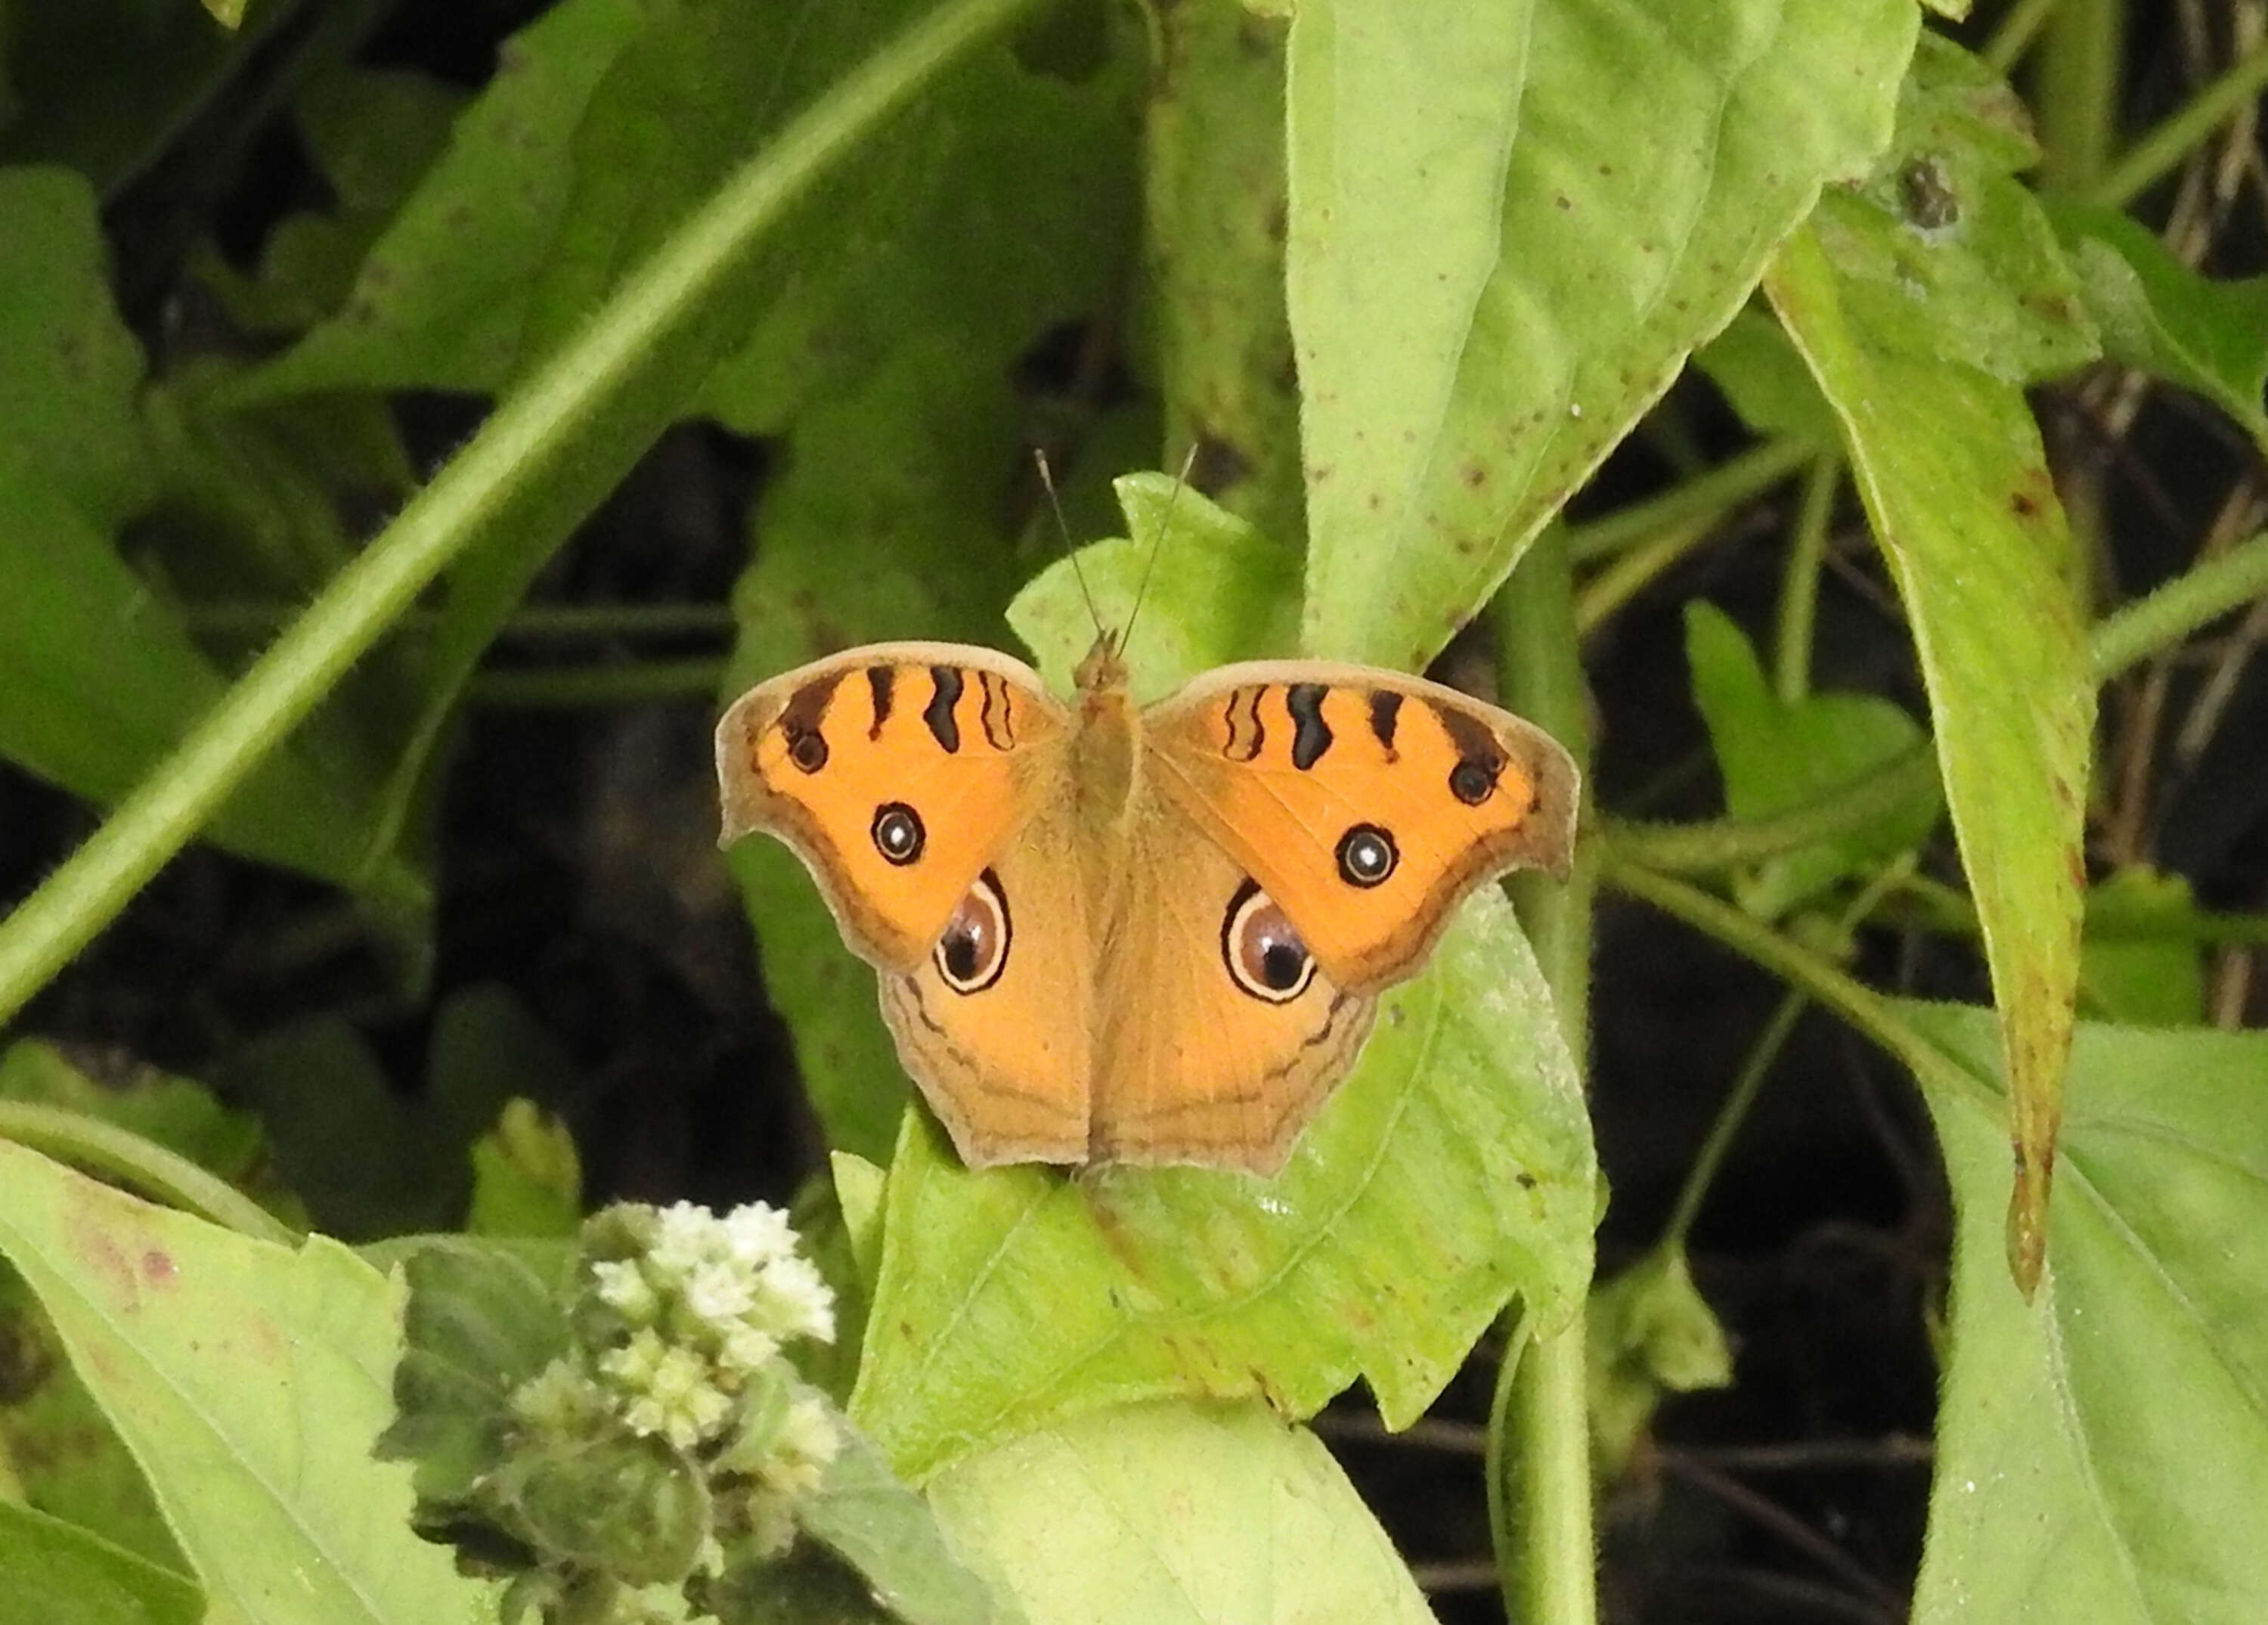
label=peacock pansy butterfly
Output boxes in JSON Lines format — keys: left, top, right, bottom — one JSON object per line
{"left": 716, "top": 610, "right": 1579, "bottom": 1176}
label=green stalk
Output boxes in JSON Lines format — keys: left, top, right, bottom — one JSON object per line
{"left": 2093, "top": 33, "right": 2268, "bottom": 208}
{"left": 2034, "top": 0, "right": 2121, "bottom": 195}
{"left": 1771, "top": 454, "right": 1839, "bottom": 706}
{"left": 1489, "top": 530, "right": 1598, "bottom": 1625}
{"left": 1565, "top": 437, "right": 1812, "bottom": 564}
{"left": 2092, "top": 532, "right": 2268, "bottom": 681}
{"left": 0, "top": 0, "right": 1043, "bottom": 1025}
{"left": 0, "top": 1102, "right": 296, "bottom": 1244}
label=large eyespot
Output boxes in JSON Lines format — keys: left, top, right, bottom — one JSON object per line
{"left": 1222, "top": 880, "right": 1315, "bottom": 1003}
{"left": 934, "top": 870, "right": 1009, "bottom": 994}
{"left": 870, "top": 802, "right": 925, "bottom": 867}
{"left": 1335, "top": 823, "right": 1398, "bottom": 888}
{"left": 1448, "top": 757, "right": 1499, "bottom": 805}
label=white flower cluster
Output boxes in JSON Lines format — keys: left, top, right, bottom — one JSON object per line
{"left": 580, "top": 1201, "right": 837, "bottom": 1453}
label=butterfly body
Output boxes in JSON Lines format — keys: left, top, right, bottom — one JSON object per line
{"left": 717, "top": 638, "right": 1576, "bottom": 1175}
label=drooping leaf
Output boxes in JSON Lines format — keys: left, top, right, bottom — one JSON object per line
{"left": 1587, "top": 1245, "right": 1734, "bottom": 1480}
{"left": 1902, "top": 1004, "right": 2268, "bottom": 1623}
{"left": 1765, "top": 41, "right": 2098, "bottom": 1292}
{"left": 0, "top": 1142, "right": 490, "bottom": 1625}
{"left": 1289, "top": 0, "right": 1918, "bottom": 668}
{"left": 927, "top": 1401, "right": 1438, "bottom": 1625}
{"left": 794, "top": 1423, "right": 1027, "bottom": 1625}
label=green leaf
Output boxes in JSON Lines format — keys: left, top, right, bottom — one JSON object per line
{"left": 375, "top": 1241, "right": 572, "bottom": 1509}
{"left": 1766, "top": 132, "right": 2097, "bottom": 1289}
{"left": 467, "top": 1100, "right": 584, "bottom": 1239}
{"left": 2077, "top": 868, "right": 2206, "bottom": 1026}
{"left": 1901, "top": 1004, "right": 2268, "bottom": 1624}
{"left": 0, "top": 166, "right": 153, "bottom": 527}
{"left": 1586, "top": 1245, "right": 1733, "bottom": 1480}
{"left": 1804, "top": 35, "right": 2099, "bottom": 390}
{"left": 1007, "top": 472, "right": 1303, "bottom": 700}
{"left": 0, "top": 1041, "right": 268, "bottom": 1186}
{"left": 0, "top": 1141, "right": 490, "bottom": 1625}
{"left": 1684, "top": 601, "right": 1939, "bottom": 917}
{"left": 230, "top": 0, "right": 650, "bottom": 401}
{"left": 0, "top": 1499, "right": 202, "bottom": 1625}
{"left": 850, "top": 886, "right": 1592, "bottom": 1481}
{"left": 2047, "top": 197, "right": 2268, "bottom": 453}
{"left": 927, "top": 1401, "right": 1437, "bottom": 1625}
{"left": 1693, "top": 308, "right": 1839, "bottom": 445}
{"left": 1289, "top": 0, "right": 1918, "bottom": 668}
{"left": 795, "top": 1422, "right": 1027, "bottom": 1625}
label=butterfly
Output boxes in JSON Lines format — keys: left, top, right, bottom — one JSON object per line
{"left": 715, "top": 631, "right": 1578, "bottom": 1176}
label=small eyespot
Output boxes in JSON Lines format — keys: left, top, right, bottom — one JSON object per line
{"left": 870, "top": 802, "right": 925, "bottom": 866}
{"left": 786, "top": 726, "right": 829, "bottom": 773}
{"left": 1336, "top": 823, "right": 1398, "bottom": 888}
{"left": 934, "top": 870, "right": 1009, "bottom": 993}
{"left": 1222, "top": 880, "right": 1315, "bottom": 1004}
{"left": 1449, "top": 757, "right": 1498, "bottom": 805}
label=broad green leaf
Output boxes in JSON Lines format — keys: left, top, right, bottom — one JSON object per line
{"left": 1289, "top": 0, "right": 1917, "bottom": 668}
{"left": 0, "top": 1499, "right": 202, "bottom": 1625}
{"left": 1901, "top": 1004, "right": 2268, "bottom": 1624}
{"left": 928, "top": 1401, "right": 1436, "bottom": 1625}
{"left": 1765, "top": 48, "right": 2098, "bottom": 1289}
{"left": 1684, "top": 601, "right": 1939, "bottom": 917}
{"left": 0, "top": 1044, "right": 287, "bottom": 1573}
{"left": 230, "top": 0, "right": 649, "bottom": 401}
{"left": 850, "top": 885, "right": 1591, "bottom": 1481}
{"left": 0, "top": 1141, "right": 489, "bottom": 1625}
{"left": 723, "top": 343, "right": 1037, "bottom": 1162}
{"left": 2047, "top": 198, "right": 2268, "bottom": 454}
{"left": 0, "top": 166, "right": 153, "bottom": 527}
{"left": 2076, "top": 869, "right": 2204, "bottom": 1026}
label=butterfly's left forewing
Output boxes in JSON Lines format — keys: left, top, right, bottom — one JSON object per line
{"left": 716, "top": 643, "right": 1070, "bottom": 970}
{"left": 1142, "top": 662, "right": 1578, "bottom": 994}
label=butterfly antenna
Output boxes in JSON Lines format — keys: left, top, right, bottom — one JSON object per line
{"left": 1119, "top": 442, "right": 1200, "bottom": 660}
{"left": 1033, "top": 448, "right": 1107, "bottom": 643}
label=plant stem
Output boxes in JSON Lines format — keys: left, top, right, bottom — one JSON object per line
{"left": 1572, "top": 513, "right": 1718, "bottom": 635}
{"left": 1566, "top": 438, "right": 1813, "bottom": 564}
{"left": 1606, "top": 746, "right": 1938, "bottom": 873}
{"left": 1601, "top": 859, "right": 1994, "bottom": 1115}
{"left": 1771, "top": 454, "right": 1839, "bottom": 705}
{"left": 2034, "top": 0, "right": 2121, "bottom": 195}
{"left": 0, "top": 1102, "right": 296, "bottom": 1244}
{"left": 1489, "top": 530, "right": 1598, "bottom": 1625}
{"left": 1984, "top": 0, "right": 2064, "bottom": 73}
{"left": 2093, "top": 32, "right": 2268, "bottom": 208}
{"left": 2092, "top": 531, "right": 2268, "bottom": 681}
{"left": 0, "top": 0, "right": 1043, "bottom": 1026}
